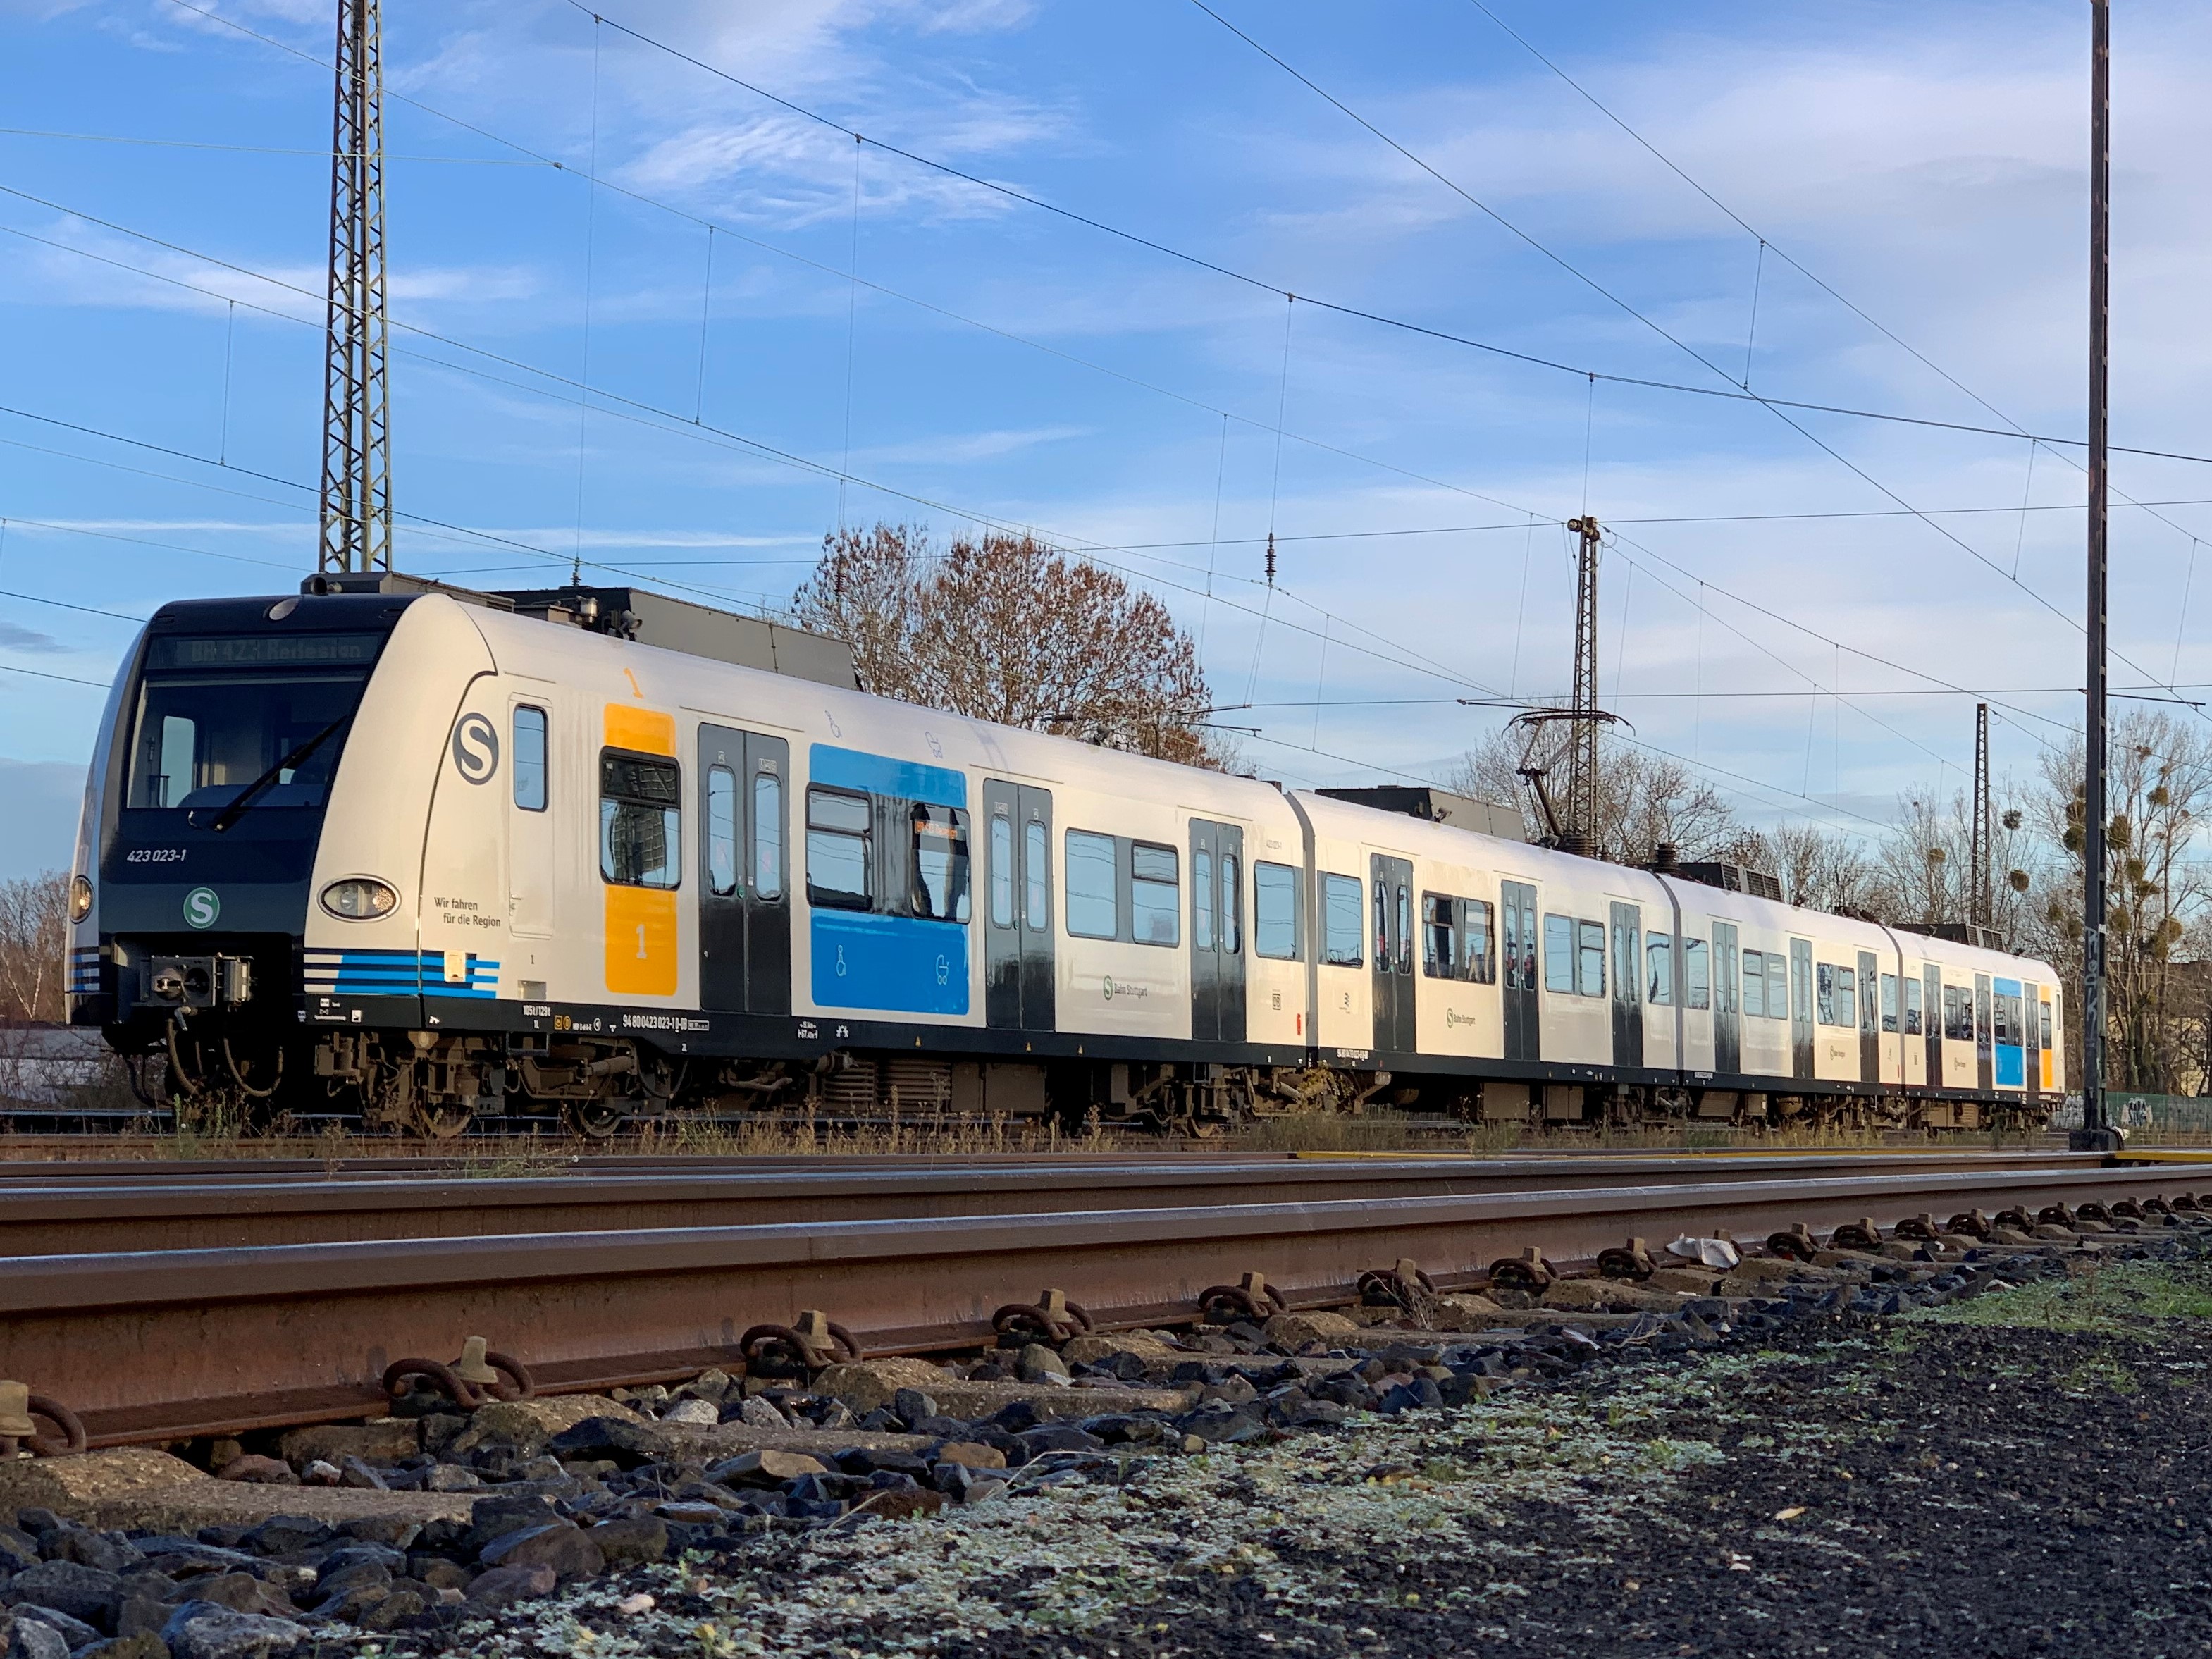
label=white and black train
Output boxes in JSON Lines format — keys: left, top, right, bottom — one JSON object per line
{"left": 66, "top": 577, "right": 2063, "bottom": 1136}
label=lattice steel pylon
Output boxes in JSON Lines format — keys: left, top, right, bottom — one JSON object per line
{"left": 1970, "top": 701, "right": 1991, "bottom": 927}
{"left": 317, "top": 0, "right": 392, "bottom": 574}
{"left": 1564, "top": 514, "right": 1602, "bottom": 855}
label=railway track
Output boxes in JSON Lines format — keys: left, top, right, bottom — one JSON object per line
{"left": 0, "top": 1148, "right": 2196, "bottom": 1452}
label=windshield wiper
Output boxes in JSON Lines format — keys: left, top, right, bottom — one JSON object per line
{"left": 204, "top": 715, "right": 352, "bottom": 833}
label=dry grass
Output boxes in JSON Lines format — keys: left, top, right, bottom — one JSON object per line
{"left": 0, "top": 1106, "right": 2056, "bottom": 1165}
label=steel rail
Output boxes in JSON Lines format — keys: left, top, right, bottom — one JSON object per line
{"left": 0, "top": 1151, "right": 2120, "bottom": 1255}
{"left": 0, "top": 1160, "right": 2186, "bottom": 1449}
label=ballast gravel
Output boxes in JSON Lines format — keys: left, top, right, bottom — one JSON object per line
{"left": 10, "top": 1225, "right": 2212, "bottom": 1658}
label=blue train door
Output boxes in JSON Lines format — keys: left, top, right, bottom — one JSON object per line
{"left": 982, "top": 780, "right": 1055, "bottom": 1032}
{"left": 698, "top": 725, "right": 790, "bottom": 1015}
{"left": 1994, "top": 977, "right": 2025, "bottom": 1087}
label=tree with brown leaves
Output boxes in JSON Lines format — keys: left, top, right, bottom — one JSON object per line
{"left": 791, "top": 523, "right": 1229, "bottom": 769}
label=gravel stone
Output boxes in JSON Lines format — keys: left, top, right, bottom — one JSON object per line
{"left": 156, "top": 1603, "right": 302, "bottom": 1659}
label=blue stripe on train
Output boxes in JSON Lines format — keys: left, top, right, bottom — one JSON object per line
{"left": 808, "top": 744, "right": 967, "bottom": 810}
{"left": 810, "top": 911, "right": 968, "bottom": 1016}
{"left": 303, "top": 949, "right": 502, "bottom": 999}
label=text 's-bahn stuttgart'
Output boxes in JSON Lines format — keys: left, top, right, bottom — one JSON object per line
{"left": 63, "top": 574, "right": 2061, "bottom": 1137}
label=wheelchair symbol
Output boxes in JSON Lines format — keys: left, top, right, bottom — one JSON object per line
{"left": 934, "top": 954, "right": 949, "bottom": 986}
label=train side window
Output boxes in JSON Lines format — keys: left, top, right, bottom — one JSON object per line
{"left": 1941, "top": 985, "right": 1970, "bottom": 1040}
{"left": 1576, "top": 919, "right": 1605, "bottom": 998}
{"left": 1881, "top": 973, "right": 1899, "bottom": 1033}
{"left": 1543, "top": 913, "right": 1574, "bottom": 993}
{"left": 513, "top": 705, "right": 548, "bottom": 812}
{"left": 1422, "top": 893, "right": 1457, "bottom": 978}
{"left": 2039, "top": 998, "right": 2053, "bottom": 1052}
{"left": 1024, "top": 820, "right": 1050, "bottom": 930}
{"left": 1765, "top": 954, "right": 1785, "bottom": 1020}
{"left": 1220, "top": 853, "right": 1240, "bottom": 954}
{"left": 1817, "top": 964, "right": 1857, "bottom": 1028}
{"left": 1193, "top": 849, "right": 1216, "bottom": 951}
{"left": 1321, "top": 873, "right": 1363, "bottom": 966}
{"left": 1065, "top": 830, "right": 1117, "bottom": 939}
{"left": 705, "top": 765, "right": 738, "bottom": 896}
{"left": 1902, "top": 973, "right": 1923, "bottom": 1036}
{"left": 1256, "top": 861, "right": 1302, "bottom": 958}
{"left": 910, "top": 804, "right": 971, "bottom": 923}
{"left": 1741, "top": 947, "right": 1765, "bottom": 1018}
{"left": 1464, "top": 899, "right": 1494, "bottom": 983}
{"left": 989, "top": 813, "right": 1015, "bottom": 928}
{"left": 1683, "top": 938, "right": 1710, "bottom": 1009}
{"left": 1646, "top": 932, "right": 1673, "bottom": 1005}
{"left": 753, "top": 772, "right": 784, "bottom": 900}
{"left": 804, "top": 787, "right": 872, "bottom": 909}
{"left": 600, "top": 750, "right": 681, "bottom": 889}
{"left": 1130, "top": 842, "right": 1180, "bottom": 946}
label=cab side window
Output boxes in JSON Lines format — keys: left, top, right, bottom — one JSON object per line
{"left": 600, "top": 750, "right": 680, "bottom": 889}
{"left": 513, "top": 706, "right": 548, "bottom": 811}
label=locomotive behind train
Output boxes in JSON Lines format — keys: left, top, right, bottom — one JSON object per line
{"left": 64, "top": 575, "right": 2063, "bottom": 1136}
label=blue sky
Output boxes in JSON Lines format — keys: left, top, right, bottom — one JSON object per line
{"left": 3, "top": 0, "right": 2209, "bottom": 878}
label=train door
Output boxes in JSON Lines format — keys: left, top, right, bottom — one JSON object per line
{"left": 1189, "top": 820, "right": 1247, "bottom": 1044}
{"left": 983, "top": 782, "right": 1056, "bottom": 1032}
{"left": 1609, "top": 902, "right": 1643, "bottom": 1068}
{"left": 1975, "top": 973, "right": 1994, "bottom": 1091}
{"left": 697, "top": 724, "right": 790, "bottom": 1015}
{"left": 1858, "top": 949, "right": 1879, "bottom": 1083}
{"left": 1789, "top": 938, "right": 1815, "bottom": 1080}
{"left": 505, "top": 691, "right": 556, "bottom": 948}
{"left": 1712, "top": 921, "right": 1741, "bottom": 1075}
{"left": 1370, "top": 854, "right": 1415, "bottom": 1054}
{"left": 2020, "top": 980, "right": 2041, "bottom": 1099}
{"left": 1994, "top": 977, "right": 2025, "bottom": 1087}
{"left": 1924, "top": 965, "right": 1942, "bottom": 1087}
{"left": 1501, "top": 880, "right": 1539, "bottom": 1061}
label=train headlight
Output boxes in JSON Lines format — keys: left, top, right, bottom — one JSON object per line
{"left": 68, "top": 875, "right": 93, "bottom": 923}
{"left": 320, "top": 877, "right": 398, "bottom": 920}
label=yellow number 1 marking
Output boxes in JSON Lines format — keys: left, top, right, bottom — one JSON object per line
{"left": 622, "top": 667, "right": 644, "bottom": 699}
{"left": 636, "top": 923, "right": 648, "bottom": 959}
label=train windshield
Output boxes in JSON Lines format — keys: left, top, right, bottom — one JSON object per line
{"left": 125, "top": 634, "right": 381, "bottom": 816}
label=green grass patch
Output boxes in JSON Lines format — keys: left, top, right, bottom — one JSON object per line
{"left": 1910, "top": 1259, "right": 2212, "bottom": 1336}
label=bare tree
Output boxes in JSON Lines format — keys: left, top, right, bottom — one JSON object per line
{"left": 791, "top": 523, "right": 1229, "bottom": 768}
{"left": 0, "top": 871, "right": 68, "bottom": 1023}
{"left": 1874, "top": 785, "right": 2036, "bottom": 941}
{"left": 1449, "top": 725, "right": 1736, "bottom": 862}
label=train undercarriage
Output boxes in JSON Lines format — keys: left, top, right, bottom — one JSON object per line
{"left": 119, "top": 1015, "right": 2051, "bottom": 1140}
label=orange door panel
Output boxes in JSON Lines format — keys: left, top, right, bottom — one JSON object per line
{"left": 605, "top": 886, "right": 679, "bottom": 996}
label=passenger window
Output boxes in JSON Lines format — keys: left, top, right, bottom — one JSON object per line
{"left": 705, "top": 765, "right": 738, "bottom": 896}
{"left": 1576, "top": 919, "right": 1605, "bottom": 998}
{"left": 989, "top": 813, "right": 1015, "bottom": 928}
{"left": 1024, "top": 820, "right": 1049, "bottom": 929}
{"left": 2039, "top": 999, "right": 2053, "bottom": 1051}
{"left": 1817, "top": 964, "right": 1858, "bottom": 1028}
{"left": 1396, "top": 886, "right": 1414, "bottom": 976}
{"left": 1464, "top": 899, "right": 1494, "bottom": 984}
{"left": 1065, "top": 830, "right": 1117, "bottom": 939}
{"left": 599, "top": 750, "right": 681, "bottom": 889}
{"left": 804, "top": 787, "right": 871, "bottom": 909}
{"left": 1131, "top": 842, "right": 1179, "bottom": 946}
{"left": 1423, "top": 893, "right": 1456, "bottom": 979}
{"left": 513, "top": 706, "right": 548, "bottom": 812}
{"left": 1321, "top": 873, "right": 1363, "bottom": 966}
{"left": 753, "top": 771, "right": 784, "bottom": 899}
{"left": 1256, "top": 861, "right": 1302, "bottom": 959}
{"left": 1193, "top": 849, "right": 1216, "bottom": 951}
{"left": 1765, "top": 954, "right": 1785, "bottom": 1021}
{"left": 1684, "top": 938, "right": 1710, "bottom": 1010}
{"left": 1903, "top": 974, "right": 1924, "bottom": 1036}
{"left": 1741, "top": 949, "right": 1765, "bottom": 1018}
{"left": 1220, "top": 853, "right": 1240, "bottom": 954}
{"left": 910, "top": 804, "right": 971, "bottom": 923}
{"left": 1543, "top": 913, "right": 1574, "bottom": 993}
{"left": 1881, "top": 973, "right": 1899, "bottom": 1033}
{"left": 1373, "top": 880, "right": 1391, "bottom": 971}
{"left": 1646, "top": 932, "right": 1673, "bottom": 1005}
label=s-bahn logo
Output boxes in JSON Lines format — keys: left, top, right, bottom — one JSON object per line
{"left": 183, "top": 887, "right": 220, "bottom": 930}
{"left": 451, "top": 714, "right": 499, "bottom": 785}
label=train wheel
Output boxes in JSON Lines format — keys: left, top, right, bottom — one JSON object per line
{"left": 408, "top": 1101, "right": 474, "bottom": 1139}
{"left": 563, "top": 1098, "right": 629, "bottom": 1139}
